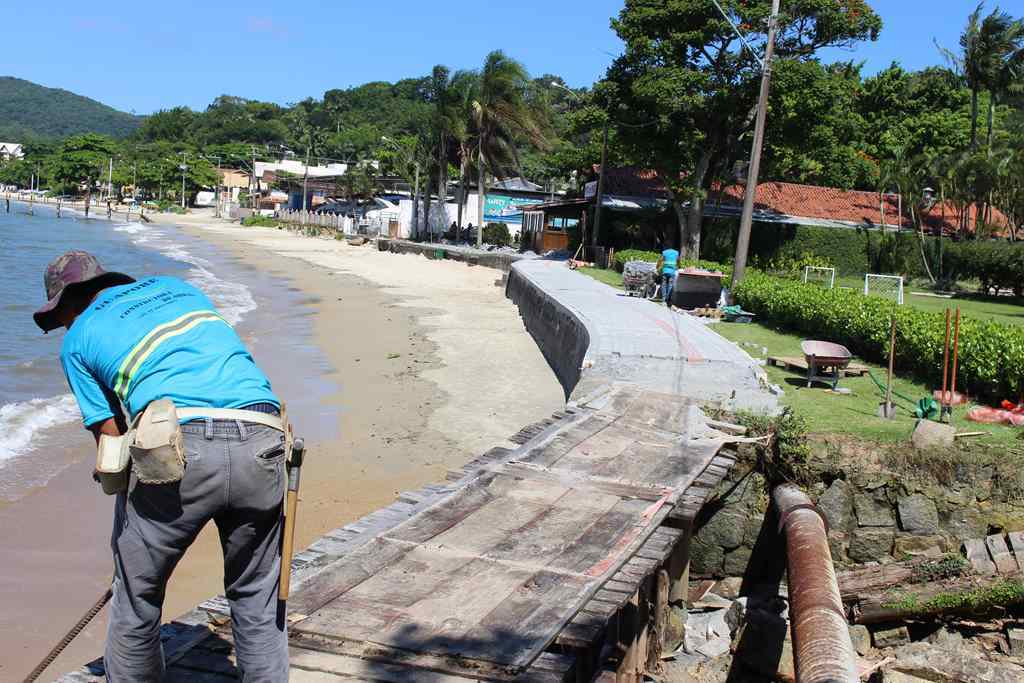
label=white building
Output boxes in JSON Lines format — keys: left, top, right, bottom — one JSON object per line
{"left": 0, "top": 142, "right": 24, "bottom": 161}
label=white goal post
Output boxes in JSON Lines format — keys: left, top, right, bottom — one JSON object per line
{"left": 864, "top": 274, "right": 905, "bottom": 305}
{"left": 803, "top": 266, "right": 836, "bottom": 289}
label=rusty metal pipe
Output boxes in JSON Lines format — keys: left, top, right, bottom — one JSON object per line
{"left": 773, "top": 484, "right": 858, "bottom": 683}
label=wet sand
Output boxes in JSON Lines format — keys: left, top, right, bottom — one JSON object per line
{"left": 1, "top": 213, "right": 564, "bottom": 682}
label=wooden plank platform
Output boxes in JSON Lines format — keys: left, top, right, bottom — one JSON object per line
{"left": 59, "top": 385, "right": 741, "bottom": 683}
{"left": 767, "top": 355, "right": 868, "bottom": 377}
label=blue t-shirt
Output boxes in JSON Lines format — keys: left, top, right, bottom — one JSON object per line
{"left": 60, "top": 276, "right": 278, "bottom": 427}
{"left": 662, "top": 249, "right": 680, "bottom": 276}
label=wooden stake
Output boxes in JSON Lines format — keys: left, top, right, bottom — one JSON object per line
{"left": 941, "top": 308, "right": 952, "bottom": 409}
{"left": 950, "top": 307, "right": 962, "bottom": 414}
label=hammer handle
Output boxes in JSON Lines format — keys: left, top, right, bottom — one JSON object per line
{"left": 279, "top": 487, "right": 300, "bottom": 601}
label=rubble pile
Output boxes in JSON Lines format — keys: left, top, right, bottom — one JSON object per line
{"left": 661, "top": 580, "right": 1024, "bottom": 682}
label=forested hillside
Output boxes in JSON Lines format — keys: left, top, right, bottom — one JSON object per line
{"left": 0, "top": 77, "right": 142, "bottom": 140}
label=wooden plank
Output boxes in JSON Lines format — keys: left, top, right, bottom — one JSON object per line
{"left": 290, "top": 647, "right": 476, "bottom": 682}
{"left": 288, "top": 537, "right": 411, "bottom": 617}
{"left": 384, "top": 474, "right": 500, "bottom": 544}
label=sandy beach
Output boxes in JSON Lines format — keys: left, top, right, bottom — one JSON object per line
{"left": 3, "top": 212, "right": 564, "bottom": 682}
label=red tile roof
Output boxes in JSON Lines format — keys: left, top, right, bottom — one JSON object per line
{"left": 711, "top": 181, "right": 1010, "bottom": 236}
{"left": 591, "top": 168, "right": 1012, "bottom": 236}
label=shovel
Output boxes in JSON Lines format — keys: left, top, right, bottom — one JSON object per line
{"left": 878, "top": 317, "right": 897, "bottom": 419}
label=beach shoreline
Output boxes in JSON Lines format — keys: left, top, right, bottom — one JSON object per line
{"left": 1, "top": 210, "right": 564, "bottom": 682}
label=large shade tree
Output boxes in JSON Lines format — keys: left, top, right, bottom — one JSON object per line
{"left": 602, "top": 0, "right": 882, "bottom": 257}
{"left": 49, "top": 133, "right": 117, "bottom": 214}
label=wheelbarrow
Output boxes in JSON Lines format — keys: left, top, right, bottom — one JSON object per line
{"left": 801, "top": 340, "right": 853, "bottom": 389}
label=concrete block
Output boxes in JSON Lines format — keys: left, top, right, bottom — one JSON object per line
{"left": 962, "top": 538, "right": 998, "bottom": 575}
{"left": 911, "top": 420, "right": 955, "bottom": 450}
{"left": 873, "top": 625, "right": 910, "bottom": 648}
{"left": 849, "top": 624, "right": 872, "bottom": 656}
{"left": 985, "top": 534, "right": 1018, "bottom": 574}
{"left": 1007, "top": 531, "right": 1024, "bottom": 572}
{"left": 1007, "top": 628, "right": 1024, "bottom": 656}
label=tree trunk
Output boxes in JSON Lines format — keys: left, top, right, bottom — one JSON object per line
{"left": 854, "top": 573, "right": 1024, "bottom": 625}
{"left": 680, "top": 151, "right": 713, "bottom": 259}
{"left": 437, "top": 132, "right": 447, "bottom": 237}
{"left": 986, "top": 94, "right": 995, "bottom": 151}
{"left": 684, "top": 196, "right": 703, "bottom": 258}
{"left": 422, "top": 171, "right": 434, "bottom": 242}
{"left": 970, "top": 87, "right": 979, "bottom": 148}
{"left": 670, "top": 199, "right": 689, "bottom": 255}
{"left": 456, "top": 157, "right": 468, "bottom": 229}
{"left": 476, "top": 145, "right": 486, "bottom": 248}
{"left": 912, "top": 205, "right": 936, "bottom": 283}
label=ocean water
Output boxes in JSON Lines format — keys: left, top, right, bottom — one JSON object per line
{"left": 0, "top": 202, "right": 335, "bottom": 501}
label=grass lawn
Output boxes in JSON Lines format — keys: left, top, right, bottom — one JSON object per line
{"left": 578, "top": 267, "right": 623, "bottom": 289}
{"left": 712, "top": 320, "right": 1022, "bottom": 447}
{"left": 833, "top": 274, "right": 1024, "bottom": 327}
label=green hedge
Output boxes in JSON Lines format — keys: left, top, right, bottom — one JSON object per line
{"left": 944, "top": 241, "right": 1024, "bottom": 296}
{"left": 733, "top": 272, "right": 1024, "bottom": 400}
{"left": 613, "top": 249, "right": 732, "bottom": 279}
{"left": 702, "top": 219, "right": 930, "bottom": 278}
{"left": 241, "top": 214, "right": 279, "bottom": 227}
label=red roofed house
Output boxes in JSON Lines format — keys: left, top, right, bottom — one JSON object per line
{"left": 708, "top": 181, "right": 1011, "bottom": 237}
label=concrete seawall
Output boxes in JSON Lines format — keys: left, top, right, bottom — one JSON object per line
{"left": 507, "top": 259, "right": 778, "bottom": 413}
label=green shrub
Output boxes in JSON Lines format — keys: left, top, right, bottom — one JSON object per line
{"left": 944, "top": 241, "right": 1024, "bottom": 296}
{"left": 241, "top": 214, "right": 279, "bottom": 227}
{"left": 483, "top": 222, "right": 512, "bottom": 247}
{"left": 733, "top": 272, "right": 1024, "bottom": 400}
{"left": 613, "top": 249, "right": 732, "bottom": 279}
{"left": 703, "top": 220, "right": 930, "bottom": 278}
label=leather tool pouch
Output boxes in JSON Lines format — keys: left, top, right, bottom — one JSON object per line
{"left": 96, "top": 434, "right": 132, "bottom": 495}
{"left": 130, "top": 399, "right": 185, "bottom": 484}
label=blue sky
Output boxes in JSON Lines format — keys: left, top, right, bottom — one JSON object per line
{"left": 4, "top": 1, "right": 970, "bottom": 115}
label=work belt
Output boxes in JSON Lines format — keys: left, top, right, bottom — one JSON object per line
{"left": 179, "top": 404, "right": 284, "bottom": 435}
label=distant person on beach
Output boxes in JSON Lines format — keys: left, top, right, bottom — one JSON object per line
{"left": 34, "top": 251, "right": 289, "bottom": 681}
{"left": 657, "top": 246, "right": 681, "bottom": 307}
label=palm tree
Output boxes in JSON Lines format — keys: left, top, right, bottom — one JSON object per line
{"left": 448, "top": 71, "right": 480, "bottom": 230}
{"left": 939, "top": 3, "right": 1022, "bottom": 149}
{"left": 984, "top": 17, "right": 1024, "bottom": 148}
{"left": 470, "top": 51, "right": 547, "bottom": 247}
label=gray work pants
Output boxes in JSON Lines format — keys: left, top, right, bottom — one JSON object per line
{"left": 105, "top": 421, "right": 289, "bottom": 682}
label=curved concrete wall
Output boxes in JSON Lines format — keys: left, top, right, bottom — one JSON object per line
{"left": 507, "top": 260, "right": 777, "bottom": 413}
{"left": 505, "top": 261, "right": 591, "bottom": 401}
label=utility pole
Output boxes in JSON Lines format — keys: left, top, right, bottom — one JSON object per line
{"left": 302, "top": 146, "right": 310, "bottom": 213}
{"left": 592, "top": 120, "right": 609, "bottom": 246}
{"left": 107, "top": 157, "right": 114, "bottom": 202}
{"left": 179, "top": 152, "right": 189, "bottom": 209}
{"left": 731, "top": 0, "right": 781, "bottom": 289}
{"left": 209, "top": 156, "right": 222, "bottom": 217}
{"left": 251, "top": 146, "right": 259, "bottom": 211}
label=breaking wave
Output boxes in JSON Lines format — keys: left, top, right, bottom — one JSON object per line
{"left": 0, "top": 394, "right": 79, "bottom": 462}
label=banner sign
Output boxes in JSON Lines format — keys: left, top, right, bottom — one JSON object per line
{"left": 483, "top": 194, "right": 541, "bottom": 225}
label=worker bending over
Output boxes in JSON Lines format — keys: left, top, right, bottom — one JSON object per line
{"left": 656, "top": 244, "right": 682, "bottom": 307}
{"left": 35, "top": 251, "right": 289, "bottom": 682}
